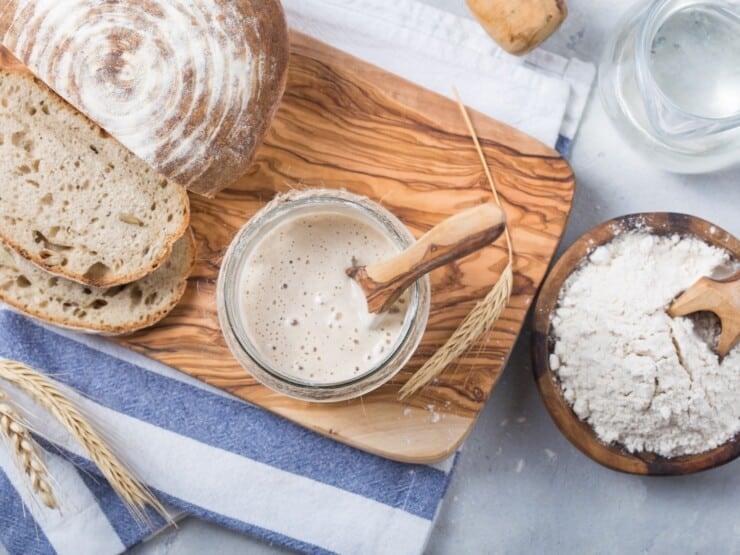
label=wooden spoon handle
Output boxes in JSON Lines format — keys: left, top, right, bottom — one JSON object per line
{"left": 350, "top": 203, "right": 506, "bottom": 313}
{"left": 668, "top": 272, "right": 740, "bottom": 357}
{"left": 667, "top": 276, "right": 722, "bottom": 317}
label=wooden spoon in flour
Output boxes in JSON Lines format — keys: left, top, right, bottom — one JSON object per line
{"left": 668, "top": 271, "right": 740, "bottom": 357}
{"left": 347, "top": 203, "right": 506, "bottom": 313}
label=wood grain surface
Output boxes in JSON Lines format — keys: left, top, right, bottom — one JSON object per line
{"left": 532, "top": 213, "right": 740, "bottom": 475}
{"left": 102, "top": 31, "right": 571, "bottom": 463}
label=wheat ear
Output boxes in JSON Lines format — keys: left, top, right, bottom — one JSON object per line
{"left": 399, "top": 88, "right": 514, "bottom": 399}
{"left": 0, "top": 359, "right": 171, "bottom": 525}
{"left": 0, "top": 388, "right": 57, "bottom": 509}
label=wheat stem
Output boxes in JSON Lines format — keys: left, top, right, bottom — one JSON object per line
{"left": 399, "top": 89, "right": 514, "bottom": 399}
{"left": 451, "top": 86, "right": 513, "bottom": 260}
{"left": 0, "top": 359, "right": 171, "bottom": 525}
{"left": 0, "top": 388, "right": 57, "bottom": 509}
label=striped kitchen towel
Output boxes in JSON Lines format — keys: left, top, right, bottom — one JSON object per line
{"left": 0, "top": 310, "right": 456, "bottom": 554}
{"left": 0, "top": 1, "right": 593, "bottom": 554}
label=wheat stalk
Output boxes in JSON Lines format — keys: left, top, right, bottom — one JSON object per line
{"left": 399, "top": 88, "right": 514, "bottom": 399}
{"left": 0, "top": 388, "right": 57, "bottom": 509}
{"left": 0, "top": 359, "right": 171, "bottom": 525}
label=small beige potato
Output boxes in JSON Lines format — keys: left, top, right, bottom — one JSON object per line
{"left": 466, "top": 0, "right": 568, "bottom": 55}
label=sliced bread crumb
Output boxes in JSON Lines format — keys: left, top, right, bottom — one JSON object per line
{"left": 0, "top": 230, "right": 195, "bottom": 334}
{"left": 0, "top": 67, "right": 190, "bottom": 287}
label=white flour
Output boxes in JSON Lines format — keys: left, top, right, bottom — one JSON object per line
{"left": 550, "top": 231, "right": 739, "bottom": 457}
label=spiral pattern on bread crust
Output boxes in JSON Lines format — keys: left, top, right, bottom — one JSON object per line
{"left": 0, "top": 0, "right": 289, "bottom": 195}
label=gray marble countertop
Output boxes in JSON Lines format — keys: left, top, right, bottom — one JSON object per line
{"left": 126, "top": 1, "right": 738, "bottom": 553}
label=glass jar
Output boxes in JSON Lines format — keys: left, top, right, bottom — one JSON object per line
{"left": 217, "top": 189, "right": 431, "bottom": 402}
{"left": 599, "top": 0, "right": 740, "bottom": 173}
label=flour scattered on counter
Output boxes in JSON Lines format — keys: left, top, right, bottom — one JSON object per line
{"left": 515, "top": 459, "right": 525, "bottom": 473}
{"left": 544, "top": 448, "right": 557, "bottom": 461}
{"left": 427, "top": 404, "right": 441, "bottom": 424}
{"left": 516, "top": 416, "right": 527, "bottom": 424}
{"left": 499, "top": 418, "right": 509, "bottom": 427}
{"left": 551, "top": 231, "right": 739, "bottom": 457}
{"left": 402, "top": 407, "right": 412, "bottom": 417}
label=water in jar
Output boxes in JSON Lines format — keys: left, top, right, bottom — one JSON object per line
{"left": 599, "top": 0, "right": 740, "bottom": 173}
{"left": 649, "top": 3, "right": 740, "bottom": 120}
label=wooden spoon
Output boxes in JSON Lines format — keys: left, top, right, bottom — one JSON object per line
{"left": 668, "top": 271, "right": 740, "bottom": 357}
{"left": 347, "top": 203, "right": 506, "bottom": 313}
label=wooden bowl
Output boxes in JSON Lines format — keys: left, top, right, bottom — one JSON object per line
{"left": 532, "top": 213, "right": 740, "bottom": 475}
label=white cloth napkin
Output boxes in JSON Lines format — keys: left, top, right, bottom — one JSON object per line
{"left": 283, "top": 0, "right": 595, "bottom": 154}
{"left": 0, "top": 2, "right": 594, "bottom": 555}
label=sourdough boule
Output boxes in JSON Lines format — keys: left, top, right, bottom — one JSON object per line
{"left": 0, "top": 0, "right": 289, "bottom": 196}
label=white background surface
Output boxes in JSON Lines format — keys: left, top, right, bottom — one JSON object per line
{"left": 131, "top": 1, "right": 739, "bottom": 553}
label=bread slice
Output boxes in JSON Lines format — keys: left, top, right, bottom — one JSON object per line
{"left": 0, "top": 230, "right": 195, "bottom": 335}
{"left": 0, "top": 65, "right": 190, "bottom": 287}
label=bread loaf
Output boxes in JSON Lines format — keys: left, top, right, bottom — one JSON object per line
{"left": 0, "top": 230, "right": 195, "bottom": 335}
{"left": 0, "top": 0, "right": 289, "bottom": 196}
{"left": 0, "top": 56, "right": 190, "bottom": 287}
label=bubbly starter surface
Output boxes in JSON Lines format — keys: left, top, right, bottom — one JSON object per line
{"left": 238, "top": 210, "right": 409, "bottom": 385}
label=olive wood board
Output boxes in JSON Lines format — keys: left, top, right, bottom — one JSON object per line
{"left": 100, "top": 31, "right": 570, "bottom": 463}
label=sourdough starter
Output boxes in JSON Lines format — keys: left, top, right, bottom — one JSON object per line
{"left": 550, "top": 231, "right": 739, "bottom": 457}
{"left": 238, "top": 209, "right": 408, "bottom": 385}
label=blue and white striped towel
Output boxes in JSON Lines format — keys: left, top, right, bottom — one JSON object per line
{"left": 0, "top": 310, "right": 456, "bottom": 554}
{"left": 0, "top": 1, "right": 593, "bottom": 554}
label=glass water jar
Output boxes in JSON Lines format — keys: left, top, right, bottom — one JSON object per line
{"left": 599, "top": 0, "right": 740, "bottom": 173}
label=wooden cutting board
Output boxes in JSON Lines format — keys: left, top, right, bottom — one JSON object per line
{"left": 109, "top": 31, "right": 574, "bottom": 463}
